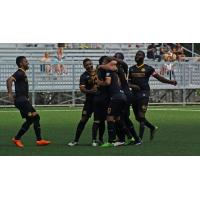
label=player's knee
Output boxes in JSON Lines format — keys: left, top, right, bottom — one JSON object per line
{"left": 33, "top": 114, "right": 40, "bottom": 122}
{"left": 32, "top": 112, "right": 38, "bottom": 117}
{"left": 107, "top": 116, "right": 115, "bottom": 122}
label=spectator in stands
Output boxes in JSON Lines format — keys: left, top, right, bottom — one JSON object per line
{"left": 52, "top": 53, "right": 66, "bottom": 75}
{"left": 164, "top": 56, "right": 176, "bottom": 80}
{"left": 40, "top": 52, "right": 51, "bottom": 73}
{"left": 79, "top": 43, "right": 90, "bottom": 49}
{"left": 173, "top": 43, "right": 185, "bottom": 62}
{"left": 57, "top": 43, "right": 65, "bottom": 58}
{"left": 147, "top": 43, "right": 161, "bottom": 61}
{"left": 160, "top": 43, "right": 176, "bottom": 61}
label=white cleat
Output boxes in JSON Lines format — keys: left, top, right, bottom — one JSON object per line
{"left": 68, "top": 141, "right": 78, "bottom": 146}
{"left": 92, "top": 141, "right": 98, "bottom": 147}
{"left": 113, "top": 142, "right": 126, "bottom": 147}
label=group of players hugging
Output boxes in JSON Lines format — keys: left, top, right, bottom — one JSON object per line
{"left": 68, "top": 51, "right": 177, "bottom": 147}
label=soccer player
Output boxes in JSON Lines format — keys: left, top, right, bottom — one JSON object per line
{"left": 128, "top": 51, "right": 177, "bottom": 141}
{"left": 98, "top": 55, "right": 141, "bottom": 146}
{"left": 91, "top": 56, "right": 109, "bottom": 146}
{"left": 68, "top": 58, "right": 97, "bottom": 146}
{"left": 6, "top": 56, "right": 51, "bottom": 148}
{"left": 97, "top": 57, "right": 128, "bottom": 147}
{"left": 113, "top": 53, "right": 141, "bottom": 145}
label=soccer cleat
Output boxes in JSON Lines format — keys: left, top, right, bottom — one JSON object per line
{"left": 125, "top": 137, "right": 135, "bottom": 145}
{"left": 101, "top": 142, "right": 114, "bottom": 148}
{"left": 150, "top": 126, "right": 159, "bottom": 141}
{"left": 98, "top": 140, "right": 104, "bottom": 145}
{"left": 36, "top": 139, "right": 51, "bottom": 146}
{"left": 134, "top": 140, "right": 143, "bottom": 146}
{"left": 113, "top": 142, "right": 126, "bottom": 147}
{"left": 92, "top": 141, "right": 98, "bottom": 147}
{"left": 12, "top": 138, "right": 24, "bottom": 148}
{"left": 68, "top": 141, "right": 78, "bottom": 146}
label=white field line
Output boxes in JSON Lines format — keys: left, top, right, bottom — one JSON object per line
{"left": 1, "top": 108, "right": 200, "bottom": 113}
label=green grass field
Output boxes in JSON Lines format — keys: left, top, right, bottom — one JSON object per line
{"left": 0, "top": 106, "right": 200, "bottom": 156}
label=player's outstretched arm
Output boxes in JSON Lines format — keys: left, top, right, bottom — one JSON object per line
{"left": 6, "top": 76, "right": 15, "bottom": 102}
{"left": 153, "top": 73, "right": 177, "bottom": 86}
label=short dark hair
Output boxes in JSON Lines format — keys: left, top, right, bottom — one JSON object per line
{"left": 83, "top": 58, "right": 91, "bottom": 66}
{"left": 16, "top": 56, "right": 26, "bottom": 67}
{"left": 136, "top": 50, "right": 145, "bottom": 58}
{"left": 114, "top": 52, "right": 124, "bottom": 60}
{"left": 98, "top": 56, "right": 108, "bottom": 65}
{"left": 102, "top": 56, "right": 115, "bottom": 65}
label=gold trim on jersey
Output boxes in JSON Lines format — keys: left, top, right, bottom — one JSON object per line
{"left": 131, "top": 73, "right": 145, "bottom": 77}
{"left": 19, "top": 68, "right": 26, "bottom": 73}
{"left": 136, "top": 64, "right": 145, "bottom": 68}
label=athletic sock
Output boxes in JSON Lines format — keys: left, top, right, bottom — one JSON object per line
{"left": 107, "top": 121, "right": 116, "bottom": 143}
{"left": 139, "top": 121, "right": 145, "bottom": 140}
{"left": 15, "top": 119, "right": 33, "bottom": 140}
{"left": 33, "top": 117, "right": 42, "bottom": 141}
{"left": 92, "top": 122, "right": 99, "bottom": 141}
{"left": 144, "top": 119, "right": 155, "bottom": 130}
{"left": 99, "top": 121, "right": 105, "bottom": 142}
{"left": 74, "top": 120, "right": 87, "bottom": 142}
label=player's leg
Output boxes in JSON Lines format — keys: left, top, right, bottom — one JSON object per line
{"left": 140, "top": 98, "right": 158, "bottom": 140}
{"left": 31, "top": 112, "right": 51, "bottom": 145}
{"left": 132, "top": 100, "right": 146, "bottom": 140}
{"left": 12, "top": 100, "right": 35, "bottom": 147}
{"left": 98, "top": 120, "right": 105, "bottom": 144}
{"left": 68, "top": 100, "right": 92, "bottom": 146}
{"left": 101, "top": 101, "right": 117, "bottom": 147}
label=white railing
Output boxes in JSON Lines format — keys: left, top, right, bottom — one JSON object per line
{"left": 1, "top": 61, "right": 200, "bottom": 105}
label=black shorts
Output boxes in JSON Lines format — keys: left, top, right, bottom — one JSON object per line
{"left": 107, "top": 99, "right": 126, "bottom": 117}
{"left": 82, "top": 99, "right": 93, "bottom": 118}
{"left": 132, "top": 91, "right": 150, "bottom": 118}
{"left": 121, "top": 103, "right": 130, "bottom": 119}
{"left": 93, "top": 95, "right": 109, "bottom": 121}
{"left": 14, "top": 97, "right": 36, "bottom": 119}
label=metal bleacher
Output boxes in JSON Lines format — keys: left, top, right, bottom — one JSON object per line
{"left": 0, "top": 43, "right": 200, "bottom": 105}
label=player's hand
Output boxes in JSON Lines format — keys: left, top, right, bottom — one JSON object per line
{"left": 8, "top": 93, "right": 14, "bottom": 103}
{"left": 97, "top": 79, "right": 103, "bottom": 86}
{"left": 91, "top": 85, "right": 97, "bottom": 92}
{"left": 171, "top": 80, "right": 177, "bottom": 86}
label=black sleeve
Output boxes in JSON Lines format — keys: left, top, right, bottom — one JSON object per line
{"left": 12, "top": 71, "right": 23, "bottom": 81}
{"left": 105, "top": 71, "right": 112, "bottom": 78}
{"left": 79, "top": 74, "right": 86, "bottom": 86}
{"left": 128, "top": 67, "right": 132, "bottom": 82}
{"left": 148, "top": 65, "right": 156, "bottom": 76}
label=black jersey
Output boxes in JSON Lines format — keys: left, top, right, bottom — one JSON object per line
{"left": 96, "top": 67, "right": 108, "bottom": 96}
{"left": 117, "top": 66, "right": 130, "bottom": 95}
{"left": 128, "top": 64, "right": 155, "bottom": 91}
{"left": 105, "top": 71, "right": 126, "bottom": 101}
{"left": 80, "top": 70, "right": 97, "bottom": 100}
{"left": 12, "top": 68, "right": 29, "bottom": 98}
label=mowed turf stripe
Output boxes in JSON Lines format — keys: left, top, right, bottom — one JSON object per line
{"left": 1, "top": 108, "right": 200, "bottom": 112}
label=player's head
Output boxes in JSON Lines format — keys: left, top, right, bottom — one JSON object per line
{"left": 16, "top": 56, "right": 29, "bottom": 70}
{"left": 102, "top": 56, "right": 118, "bottom": 71}
{"left": 83, "top": 58, "right": 93, "bottom": 71}
{"left": 114, "top": 52, "right": 124, "bottom": 60}
{"left": 99, "top": 56, "right": 109, "bottom": 65}
{"left": 135, "top": 50, "right": 145, "bottom": 64}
